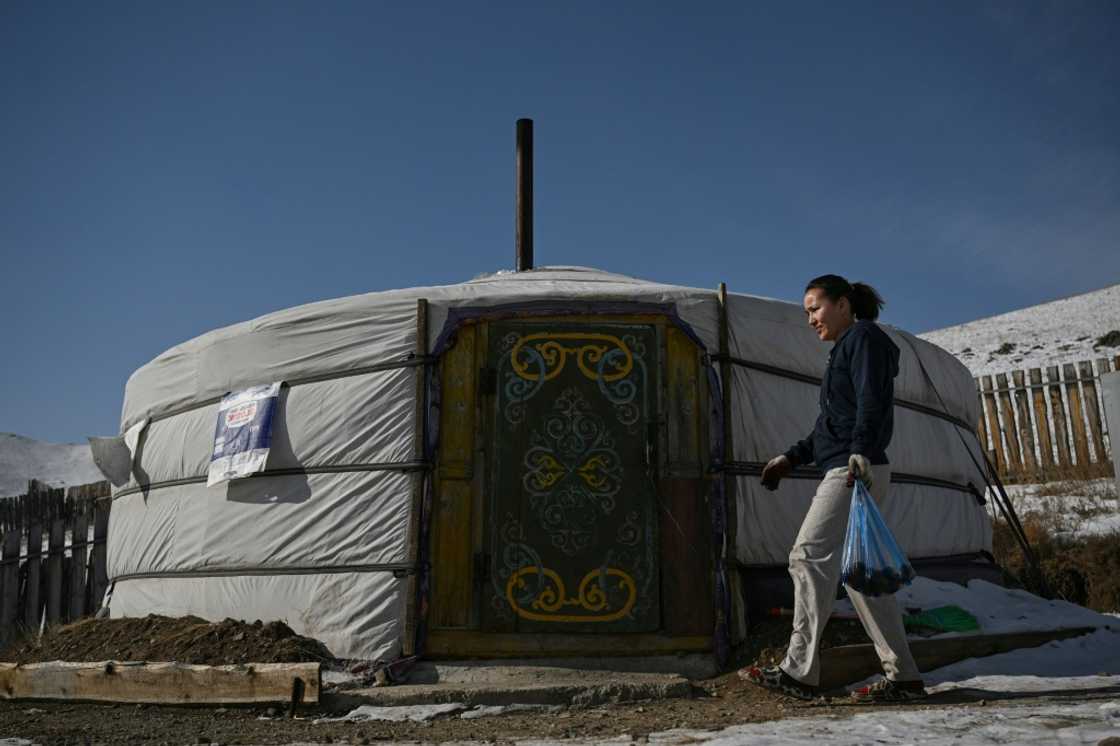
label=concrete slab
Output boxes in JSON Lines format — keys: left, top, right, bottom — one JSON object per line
{"left": 324, "top": 665, "right": 694, "bottom": 710}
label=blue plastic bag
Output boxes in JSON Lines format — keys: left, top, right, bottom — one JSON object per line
{"left": 840, "top": 480, "right": 916, "bottom": 596}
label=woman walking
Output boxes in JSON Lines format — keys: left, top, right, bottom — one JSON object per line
{"left": 741, "top": 274, "right": 927, "bottom": 703}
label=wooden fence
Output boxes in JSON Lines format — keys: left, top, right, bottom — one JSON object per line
{"left": 976, "top": 355, "right": 1119, "bottom": 482}
{"left": 0, "top": 480, "right": 112, "bottom": 647}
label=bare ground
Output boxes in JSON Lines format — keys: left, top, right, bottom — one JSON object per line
{"left": 0, "top": 615, "right": 988, "bottom": 744}
{"left": 6, "top": 674, "right": 1120, "bottom": 745}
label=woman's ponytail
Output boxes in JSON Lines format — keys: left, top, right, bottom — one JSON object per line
{"left": 805, "top": 275, "right": 886, "bottom": 321}
{"left": 848, "top": 282, "right": 885, "bottom": 320}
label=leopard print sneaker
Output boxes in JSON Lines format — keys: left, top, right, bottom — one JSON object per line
{"left": 850, "top": 677, "right": 928, "bottom": 703}
{"left": 739, "top": 665, "right": 818, "bottom": 701}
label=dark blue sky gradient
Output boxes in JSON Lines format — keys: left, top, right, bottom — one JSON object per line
{"left": 2, "top": 1, "right": 1118, "bottom": 442}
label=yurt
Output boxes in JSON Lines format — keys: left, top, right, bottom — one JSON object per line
{"left": 102, "top": 265, "right": 993, "bottom": 669}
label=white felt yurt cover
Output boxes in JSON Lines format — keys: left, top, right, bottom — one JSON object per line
{"left": 107, "top": 267, "right": 989, "bottom": 661}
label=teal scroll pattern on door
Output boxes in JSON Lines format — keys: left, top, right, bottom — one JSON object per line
{"left": 486, "top": 322, "right": 660, "bottom": 633}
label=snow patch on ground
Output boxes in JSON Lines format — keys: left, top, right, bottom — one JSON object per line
{"left": 926, "top": 627, "right": 1120, "bottom": 692}
{"left": 317, "top": 702, "right": 469, "bottom": 722}
{"left": 460, "top": 704, "right": 564, "bottom": 719}
{"left": 918, "top": 283, "right": 1120, "bottom": 376}
{"left": 320, "top": 702, "right": 565, "bottom": 724}
{"left": 0, "top": 432, "right": 103, "bottom": 498}
{"left": 835, "top": 577, "right": 1116, "bottom": 636}
{"left": 994, "top": 479, "right": 1119, "bottom": 538}
{"left": 629, "top": 701, "right": 1120, "bottom": 745}
{"left": 845, "top": 578, "right": 1120, "bottom": 694}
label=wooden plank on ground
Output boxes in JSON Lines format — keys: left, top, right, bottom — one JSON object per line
{"left": 1012, "top": 370, "right": 1037, "bottom": 475}
{"left": 1028, "top": 368, "right": 1055, "bottom": 473}
{"left": 995, "top": 373, "right": 1022, "bottom": 473}
{"left": 819, "top": 627, "right": 1096, "bottom": 690}
{"left": 1047, "top": 366, "right": 1072, "bottom": 469}
{"left": 1080, "top": 360, "right": 1106, "bottom": 464}
{"left": 0, "top": 661, "right": 320, "bottom": 705}
{"left": 1064, "top": 363, "right": 1092, "bottom": 467}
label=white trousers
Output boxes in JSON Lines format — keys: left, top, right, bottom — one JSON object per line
{"left": 780, "top": 465, "right": 921, "bottom": 687}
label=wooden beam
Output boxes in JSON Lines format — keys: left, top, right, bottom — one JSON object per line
{"left": 402, "top": 298, "right": 429, "bottom": 657}
{"left": 717, "top": 282, "right": 744, "bottom": 651}
{"left": 426, "top": 630, "right": 711, "bottom": 658}
{"left": 818, "top": 627, "right": 1096, "bottom": 690}
{"left": 0, "top": 661, "right": 320, "bottom": 705}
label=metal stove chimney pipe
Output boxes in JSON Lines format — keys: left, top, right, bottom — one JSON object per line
{"left": 516, "top": 118, "right": 534, "bottom": 271}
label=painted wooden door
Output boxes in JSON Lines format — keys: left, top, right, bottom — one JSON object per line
{"left": 483, "top": 321, "right": 661, "bottom": 633}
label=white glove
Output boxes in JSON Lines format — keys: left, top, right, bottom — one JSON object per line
{"left": 848, "top": 454, "right": 872, "bottom": 488}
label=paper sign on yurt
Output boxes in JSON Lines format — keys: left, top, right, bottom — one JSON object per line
{"left": 207, "top": 383, "right": 281, "bottom": 487}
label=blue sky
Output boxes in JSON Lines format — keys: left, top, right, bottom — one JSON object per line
{"left": 2, "top": 1, "right": 1118, "bottom": 443}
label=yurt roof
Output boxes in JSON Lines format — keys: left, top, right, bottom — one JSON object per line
{"left": 121, "top": 266, "right": 976, "bottom": 438}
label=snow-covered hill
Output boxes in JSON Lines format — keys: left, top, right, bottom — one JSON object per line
{"left": 0, "top": 432, "right": 104, "bottom": 498}
{"left": 918, "top": 283, "right": 1120, "bottom": 377}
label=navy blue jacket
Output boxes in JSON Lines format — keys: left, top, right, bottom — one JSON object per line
{"left": 783, "top": 320, "right": 900, "bottom": 470}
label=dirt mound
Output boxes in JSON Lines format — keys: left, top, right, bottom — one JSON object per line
{"left": 0, "top": 615, "right": 335, "bottom": 665}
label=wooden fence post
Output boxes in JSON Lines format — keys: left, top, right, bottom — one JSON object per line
{"left": 24, "top": 485, "right": 44, "bottom": 634}
{"left": 91, "top": 495, "right": 110, "bottom": 613}
{"left": 1079, "top": 361, "right": 1106, "bottom": 466}
{"left": 975, "top": 377, "right": 993, "bottom": 457}
{"left": 1063, "top": 363, "right": 1092, "bottom": 467}
{"left": 1028, "top": 368, "right": 1055, "bottom": 475}
{"left": 68, "top": 493, "right": 89, "bottom": 620}
{"left": 981, "top": 376, "right": 1007, "bottom": 473}
{"left": 995, "top": 373, "right": 1023, "bottom": 474}
{"left": 1012, "top": 370, "right": 1037, "bottom": 476}
{"left": 1097, "top": 357, "right": 1115, "bottom": 457}
{"left": 1047, "top": 366, "right": 1072, "bottom": 470}
{"left": 0, "top": 501, "right": 20, "bottom": 645}
{"left": 46, "top": 491, "right": 65, "bottom": 625}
